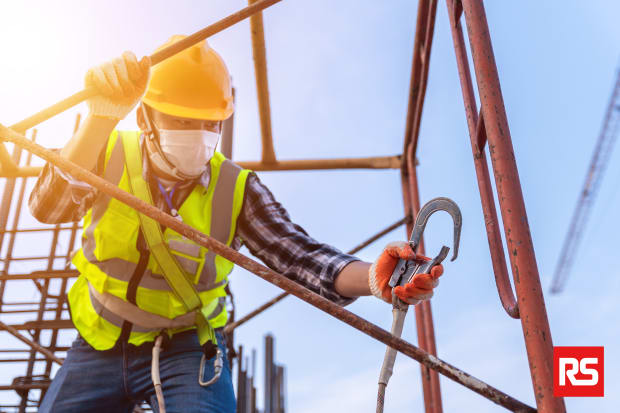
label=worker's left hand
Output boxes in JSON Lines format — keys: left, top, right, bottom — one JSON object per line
{"left": 369, "top": 241, "right": 443, "bottom": 305}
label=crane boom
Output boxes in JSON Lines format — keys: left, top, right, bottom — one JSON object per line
{"left": 551, "top": 69, "right": 620, "bottom": 294}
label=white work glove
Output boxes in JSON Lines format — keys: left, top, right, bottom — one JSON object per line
{"left": 84, "top": 51, "right": 151, "bottom": 120}
{"left": 369, "top": 241, "right": 443, "bottom": 305}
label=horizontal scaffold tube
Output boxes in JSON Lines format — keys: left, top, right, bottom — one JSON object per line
{"left": 0, "top": 125, "right": 535, "bottom": 412}
{"left": 0, "top": 155, "right": 402, "bottom": 178}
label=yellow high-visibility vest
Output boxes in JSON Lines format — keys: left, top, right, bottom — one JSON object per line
{"left": 70, "top": 130, "right": 250, "bottom": 350}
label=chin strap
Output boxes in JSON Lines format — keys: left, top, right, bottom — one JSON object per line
{"left": 140, "top": 103, "right": 199, "bottom": 181}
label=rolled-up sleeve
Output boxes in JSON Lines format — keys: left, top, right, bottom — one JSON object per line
{"left": 236, "top": 173, "right": 359, "bottom": 306}
{"left": 28, "top": 158, "right": 97, "bottom": 224}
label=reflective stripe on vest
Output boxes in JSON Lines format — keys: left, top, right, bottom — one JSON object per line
{"left": 88, "top": 281, "right": 226, "bottom": 333}
{"left": 70, "top": 130, "right": 250, "bottom": 350}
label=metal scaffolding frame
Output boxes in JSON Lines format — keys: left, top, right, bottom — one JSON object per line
{"left": 0, "top": 0, "right": 565, "bottom": 411}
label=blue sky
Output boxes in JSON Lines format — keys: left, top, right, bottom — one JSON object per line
{"left": 0, "top": 1, "right": 619, "bottom": 411}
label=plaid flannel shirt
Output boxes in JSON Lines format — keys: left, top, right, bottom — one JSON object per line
{"left": 28, "top": 143, "right": 358, "bottom": 306}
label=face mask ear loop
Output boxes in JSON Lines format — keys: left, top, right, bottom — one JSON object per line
{"left": 140, "top": 103, "right": 155, "bottom": 138}
{"left": 141, "top": 104, "right": 192, "bottom": 180}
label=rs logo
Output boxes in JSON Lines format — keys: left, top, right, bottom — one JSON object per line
{"left": 559, "top": 358, "right": 598, "bottom": 386}
{"left": 554, "top": 346, "right": 604, "bottom": 397}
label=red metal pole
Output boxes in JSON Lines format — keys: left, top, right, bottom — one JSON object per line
{"left": 445, "top": 0, "right": 518, "bottom": 319}
{"left": 401, "top": 0, "right": 442, "bottom": 411}
{"left": 459, "top": 1, "right": 565, "bottom": 411}
{"left": 406, "top": 160, "right": 443, "bottom": 413}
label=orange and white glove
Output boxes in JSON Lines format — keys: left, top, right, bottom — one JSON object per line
{"left": 369, "top": 241, "right": 444, "bottom": 305}
{"left": 85, "top": 51, "right": 151, "bottom": 121}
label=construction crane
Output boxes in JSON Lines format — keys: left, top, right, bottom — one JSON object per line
{"left": 551, "top": 68, "right": 620, "bottom": 294}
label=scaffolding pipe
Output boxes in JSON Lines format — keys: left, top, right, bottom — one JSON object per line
{"left": 458, "top": 1, "right": 564, "bottom": 411}
{"left": 0, "top": 320, "right": 73, "bottom": 331}
{"left": 8, "top": 0, "right": 283, "bottom": 133}
{"left": 401, "top": 0, "right": 442, "bottom": 410}
{"left": 0, "top": 154, "right": 402, "bottom": 178}
{"left": 0, "top": 125, "right": 534, "bottom": 412}
{"left": 445, "top": 1, "right": 518, "bottom": 319}
{"left": 0, "top": 144, "right": 17, "bottom": 174}
{"left": 0, "top": 271, "right": 78, "bottom": 281}
{"left": 0, "top": 166, "right": 40, "bottom": 178}
{"left": 224, "top": 292, "right": 288, "bottom": 335}
{"left": 0, "top": 321, "right": 62, "bottom": 365}
{"left": 238, "top": 155, "right": 401, "bottom": 171}
{"left": 249, "top": 0, "right": 277, "bottom": 164}
{"left": 0, "top": 143, "right": 23, "bottom": 314}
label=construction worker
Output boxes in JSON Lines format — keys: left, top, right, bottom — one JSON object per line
{"left": 29, "top": 36, "right": 443, "bottom": 413}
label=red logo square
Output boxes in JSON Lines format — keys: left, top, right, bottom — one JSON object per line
{"left": 554, "top": 346, "right": 604, "bottom": 397}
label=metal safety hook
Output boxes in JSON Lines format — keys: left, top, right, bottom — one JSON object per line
{"left": 409, "top": 197, "right": 462, "bottom": 261}
{"left": 388, "top": 197, "right": 462, "bottom": 290}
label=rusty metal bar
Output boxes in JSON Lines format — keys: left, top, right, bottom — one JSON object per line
{"left": 0, "top": 308, "right": 63, "bottom": 315}
{"left": 0, "top": 147, "right": 20, "bottom": 250}
{"left": 4, "top": 256, "right": 64, "bottom": 261}
{"left": 0, "top": 348, "right": 69, "bottom": 353}
{"left": 1, "top": 130, "right": 44, "bottom": 303}
{"left": 0, "top": 142, "right": 23, "bottom": 313}
{"left": 458, "top": 1, "right": 564, "bottom": 411}
{"left": 0, "top": 383, "right": 51, "bottom": 391}
{"left": 406, "top": 163, "right": 443, "bottom": 413}
{"left": 0, "top": 125, "right": 534, "bottom": 412}
{"left": 0, "top": 320, "right": 73, "bottom": 331}
{"left": 402, "top": 0, "right": 438, "bottom": 162}
{"left": 0, "top": 144, "right": 18, "bottom": 173}
{"left": 346, "top": 215, "right": 412, "bottom": 255}
{"left": 401, "top": 0, "right": 442, "bottom": 411}
{"left": 207, "top": 155, "right": 402, "bottom": 171}
{"left": 445, "top": 2, "right": 518, "bottom": 319}
{"left": 265, "top": 334, "right": 274, "bottom": 413}
{"left": 0, "top": 226, "right": 82, "bottom": 234}
{"left": 225, "top": 215, "right": 411, "bottom": 334}
{"left": 1, "top": 302, "right": 63, "bottom": 306}
{"left": 0, "top": 321, "right": 62, "bottom": 365}
{"left": 0, "top": 358, "right": 63, "bottom": 363}
{"left": 0, "top": 270, "right": 78, "bottom": 281}
{"left": 249, "top": 0, "right": 277, "bottom": 164}
{"left": 0, "top": 166, "right": 41, "bottom": 178}
{"left": 0, "top": 155, "right": 402, "bottom": 177}
{"left": 8, "top": 0, "right": 283, "bottom": 133}
{"left": 221, "top": 88, "right": 235, "bottom": 159}
{"left": 225, "top": 292, "right": 288, "bottom": 335}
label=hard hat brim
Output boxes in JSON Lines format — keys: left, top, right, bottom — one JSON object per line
{"left": 142, "top": 96, "right": 233, "bottom": 121}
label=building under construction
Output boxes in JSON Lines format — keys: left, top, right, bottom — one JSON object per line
{"left": 1, "top": 0, "right": 616, "bottom": 412}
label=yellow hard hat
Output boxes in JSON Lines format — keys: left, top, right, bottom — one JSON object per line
{"left": 142, "top": 35, "right": 233, "bottom": 121}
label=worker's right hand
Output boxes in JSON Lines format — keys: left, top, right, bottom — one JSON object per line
{"left": 84, "top": 51, "right": 151, "bottom": 121}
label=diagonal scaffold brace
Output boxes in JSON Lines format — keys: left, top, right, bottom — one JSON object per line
{"left": 225, "top": 215, "right": 413, "bottom": 334}
{"left": 0, "top": 125, "right": 535, "bottom": 413}
{"left": 7, "top": 0, "right": 283, "bottom": 134}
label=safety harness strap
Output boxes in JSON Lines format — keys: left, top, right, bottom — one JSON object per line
{"left": 121, "top": 131, "right": 216, "bottom": 345}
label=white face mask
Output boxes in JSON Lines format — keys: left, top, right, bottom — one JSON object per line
{"left": 153, "top": 129, "right": 220, "bottom": 178}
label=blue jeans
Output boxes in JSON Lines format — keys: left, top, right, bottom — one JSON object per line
{"left": 39, "top": 330, "right": 236, "bottom": 413}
